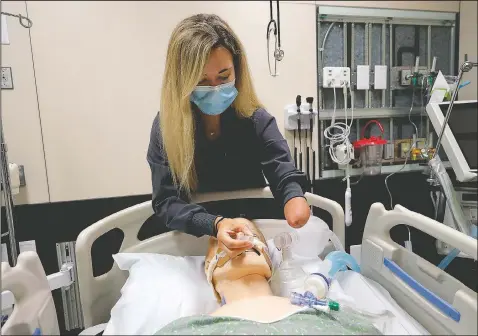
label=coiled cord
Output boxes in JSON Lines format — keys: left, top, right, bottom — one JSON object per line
{"left": 323, "top": 85, "right": 354, "bottom": 166}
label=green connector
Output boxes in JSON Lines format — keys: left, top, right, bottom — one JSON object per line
{"left": 411, "top": 76, "right": 417, "bottom": 87}
{"left": 328, "top": 300, "right": 340, "bottom": 311}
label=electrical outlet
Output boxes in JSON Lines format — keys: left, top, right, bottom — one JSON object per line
{"left": 323, "top": 67, "right": 350, "bottom": 88}
{"left": 1, "top": 243, "right": 7, "bottom": 262}
{"left": 19, "top": 240, "right": 37, "bottom": 253}
{"left": 1, "top": 67, "right": 13, "bottom": 89}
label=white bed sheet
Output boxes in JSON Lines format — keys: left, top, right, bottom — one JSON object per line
{"left": 331, "top": 270, "right": 429, "bottom": 335}
{"left": 103, "top": 251, "right": 429, "bottom": 335}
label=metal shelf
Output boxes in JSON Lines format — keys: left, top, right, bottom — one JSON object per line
{"left": 318, "top": 107, "right": 426, "bottom": 120}
{"left": 319, "top": 161, "right": 451, "bottom": 180}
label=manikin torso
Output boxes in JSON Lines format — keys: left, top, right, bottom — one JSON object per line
{"left": 206, "top": 226, "right": 303, "bottom": 324}
{"left": 210, "top": 274, "right": 302, "bottom": 323}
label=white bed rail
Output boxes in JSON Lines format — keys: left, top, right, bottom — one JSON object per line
{"left": 76, "top": 187, "right": 344, "bottom": 328}
{"left": 1, "top": 251, "right": 60, "bottom": 335}
{"left": 361, "top": 203, "right": 477, "bottom": 335}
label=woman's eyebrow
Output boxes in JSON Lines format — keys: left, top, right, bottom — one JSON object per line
{"left": 218, "top": 67, "right": 232, "bottom": 74}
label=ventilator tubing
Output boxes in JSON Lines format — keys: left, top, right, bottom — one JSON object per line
{"left": 345, "top": 187, "right": 352, "bottom": 227}
{"left": 438, "top": 224, "right": 477, "bottom": 270}
{"left": 429, "top": 156, "right": 472, "bottom": 235}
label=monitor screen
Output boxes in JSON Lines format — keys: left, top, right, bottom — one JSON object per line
{"left": 439, "top": 102, "right": 477, "bottom": 170}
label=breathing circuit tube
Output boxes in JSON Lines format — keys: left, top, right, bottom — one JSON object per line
{"left": 437, "top": 225, "right": 477, "bottom": 270}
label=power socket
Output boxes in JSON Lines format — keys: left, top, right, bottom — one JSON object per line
{"left": 1, "top": 67, "right": 13, "bottom": 89}
{"left": 323, "top": 67, "right": 350, "bottom": 88}
{"left": 1, "top": 243, "right": 7, "bottom": 262}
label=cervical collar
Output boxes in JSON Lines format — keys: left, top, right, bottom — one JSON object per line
{"left": 206, "top": 235, "right": 273, "bottom": 302}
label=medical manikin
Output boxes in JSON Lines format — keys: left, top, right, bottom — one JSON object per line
{"left": 155, "top": 219, "right": 382, "bottom": 335}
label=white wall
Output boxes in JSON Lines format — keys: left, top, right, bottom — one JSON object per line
{"left": 1, "top": 1, "right": 50, "bottom": 205}
{"left": 458, "top": 0, "right": 477, "bottom": 100}
{"left": 2, "top": 0, "right": 467, "bottom": 204}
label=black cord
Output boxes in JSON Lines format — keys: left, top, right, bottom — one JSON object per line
{"left": 269, "top": 0, "right": 273, "bottom": 22}
{"left": 267, "top": 0, "right": 277, "bottom": 39}
{"left": 276, "top": 0, "right": 281, "bottom": 48}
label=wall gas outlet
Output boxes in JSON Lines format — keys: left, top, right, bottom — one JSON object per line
{"left": 1, "top": 67, "right": 13, "bottom": 89}
{"left": 323, "top": 67, "right": 351, "bottom": 88}
{"left": 399, "top": 67, "right": 428, "bottom": 86}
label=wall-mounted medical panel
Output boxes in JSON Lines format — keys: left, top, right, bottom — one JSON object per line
{"left": 316, "top": 5, "right": 457, "bottom": 179}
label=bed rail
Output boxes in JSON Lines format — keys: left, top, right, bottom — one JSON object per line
{"left": 76, "top": 187, "right": 344, "bottom": 327}
{"left": 361, "top": 203, "right": 477, "bottom": 335}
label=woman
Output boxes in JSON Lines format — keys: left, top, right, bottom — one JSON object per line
{"left": 147, "top": 14, "right": 310, "bottom": 257}
{"left": 155, "top": 218, "right": 382, "bottom": 335}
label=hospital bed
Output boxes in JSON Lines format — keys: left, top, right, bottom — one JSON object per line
{"left": 2, "top": 187, "right": 477, "bottom": 335}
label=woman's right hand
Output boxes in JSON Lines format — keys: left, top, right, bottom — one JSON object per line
{"left": 216, "top": 217, "right": 254, "bottom": 257}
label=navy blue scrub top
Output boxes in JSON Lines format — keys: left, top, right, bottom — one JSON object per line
{"left": 147, "top": 106, "right": 308, "bottom": 238}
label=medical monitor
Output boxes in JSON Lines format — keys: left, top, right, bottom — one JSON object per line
{"left": 426, "top": 100, "right": 477, "bottom": 182}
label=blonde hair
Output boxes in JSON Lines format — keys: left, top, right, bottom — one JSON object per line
{"left": 159, "top": 14, "right": 262, "bottom": 194}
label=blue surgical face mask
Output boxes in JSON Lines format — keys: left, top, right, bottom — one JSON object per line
{"left": 190, "top": 80, "right": 238, "bottom": 116}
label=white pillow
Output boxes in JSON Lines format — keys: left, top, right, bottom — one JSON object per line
{"left": 103, "top": 253, "right": 219, "bottom": 335}
{"left": 104, "top": 239, "right": 282, "bottom": 335}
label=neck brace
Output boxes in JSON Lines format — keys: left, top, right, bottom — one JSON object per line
{"left": 206, "top": 236, "right": 273, "bottom": 302}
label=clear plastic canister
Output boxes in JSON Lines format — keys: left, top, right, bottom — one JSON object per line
{"left": 361, "top": 143, "right": 384, "bottom": 175}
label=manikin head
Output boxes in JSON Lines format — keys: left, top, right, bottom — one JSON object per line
{"left": 205, "top": 218, "right": 273, "bottom": 302}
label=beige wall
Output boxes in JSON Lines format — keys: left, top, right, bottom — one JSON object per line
{"left": 458, "top": 0, "right": 477, "bottom": 100}
{"left": 1, "top": 0, "right": 469, "bottom": 204}
{"left": 1, "top": 1, "right": 50, "bottom": 205}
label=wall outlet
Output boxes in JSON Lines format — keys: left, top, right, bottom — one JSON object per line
{"left": 1, "top": 243, "right": 7, "bottom": 262}
{"left": 19, "top": 240, "right": 37, "bottom": 254}
{"left": 1, "top": 67, "right": 13, "bottom": 89}
{"left": 374, "top": 65, "right": 388, "bottom": 90}
{"left": 1, "top": 14, "right": 9, "bottom": 45}
{"left": 323, "top": 67, "right": 351, "bottom": 88}
{"left": 356, "top": 65, "right": 370, "bottom": 90}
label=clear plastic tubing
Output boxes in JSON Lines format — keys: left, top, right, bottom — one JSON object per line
{"left": 290, "top": 291, "right": 328, "bottom": 307}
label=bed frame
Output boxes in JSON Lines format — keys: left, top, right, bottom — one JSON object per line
{"left": 361, "top": 203, "right": 477, "bottom": 335}
{"left": 74, "top": 187, "right": 477, "bottom": 335}
{"left": 75, "top": 187, "right": 345, "bottom": 328}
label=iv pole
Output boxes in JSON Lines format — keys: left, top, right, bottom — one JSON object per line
{"left": 0, "top": 106, "right": 19, "bottom": 266}
{"left": 0, "top": 11, "right": 33, "bottom": 266}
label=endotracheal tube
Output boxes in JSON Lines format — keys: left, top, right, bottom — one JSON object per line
{"left": 290, "top": 291, "right": 393, "bottom": 320}
{"left": 323, "top": 83, "right": 354, "bottom": 226}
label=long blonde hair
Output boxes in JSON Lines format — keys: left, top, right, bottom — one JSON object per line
{"left": 160, "top": 14, "right": 262, "bottom": 194}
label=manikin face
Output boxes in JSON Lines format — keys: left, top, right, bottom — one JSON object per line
{"left": 205, "top": 219, "right": 272, "bottom": 301}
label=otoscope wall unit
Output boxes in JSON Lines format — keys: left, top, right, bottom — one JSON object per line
{"left": 284, "top": 103, "right": 318, "bottom": 131}
{"left": 316, "top": 5, "right": 457, "bottom": 180}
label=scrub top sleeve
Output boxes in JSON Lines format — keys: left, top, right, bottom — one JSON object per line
{"left": 252, "top": 108, "right": 308, "bottom": 207}
{"left": 147, "top": 114, "right": 219, "bottom": 237}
